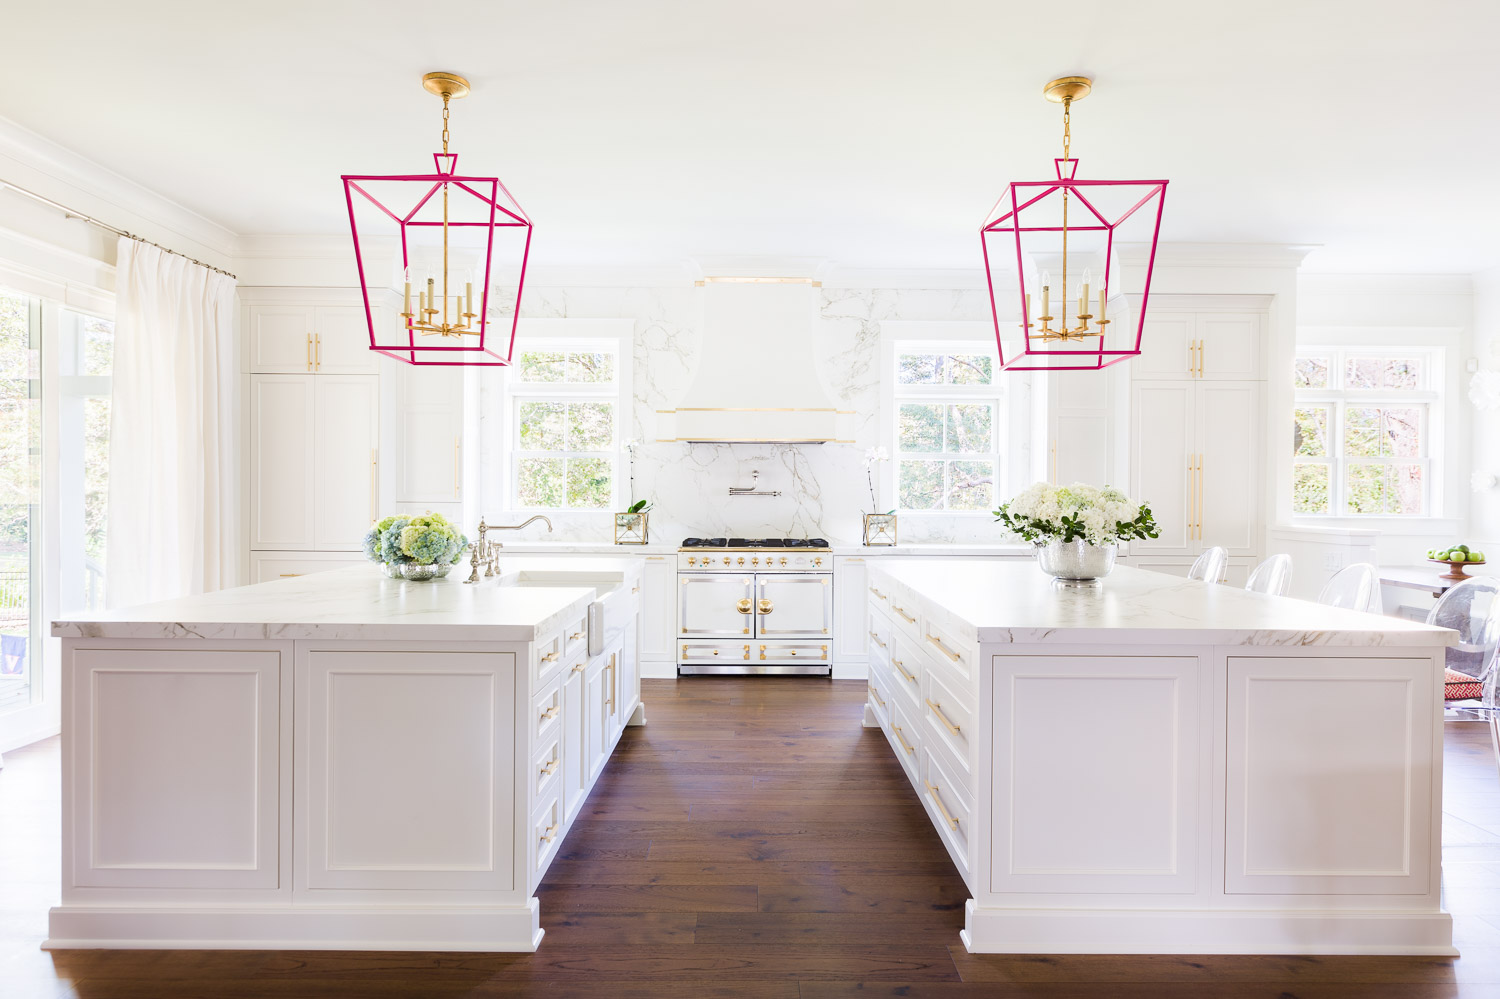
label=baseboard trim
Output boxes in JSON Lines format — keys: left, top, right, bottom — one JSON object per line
{"left": 962, "top": 900, "right": 1456, "bottom": 955}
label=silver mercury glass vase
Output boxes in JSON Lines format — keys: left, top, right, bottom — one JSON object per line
{"left": 381, "top": 561, "right": 454, "bottom": 582}
{"left": 1035, "top": 539, "right": 1118, "bottom": 586}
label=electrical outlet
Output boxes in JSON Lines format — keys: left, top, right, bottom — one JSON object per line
{"left": 1322, "top": 552, "right": 1343, "bottom": 570}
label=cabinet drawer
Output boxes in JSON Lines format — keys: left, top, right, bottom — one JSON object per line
{"left": 533, "top": 675, "right": 563, "bottom": 745}
{"left": 867, "top": 611, "right": 893, "bottom": 660}
{"left": 563, "top": 613, "right": 589, "bottom": 660}
{"left": 533, "top": 733, "right": 562, "bottom": 800}
{"left": 756, "top": 642, "right": 830, "bottom": 665}
{"left": 531, "top": 788, "right": 563, "bottom": 881}
{"left": 867, "top": 671, "right": 891, "bottom": 727}
{"left": 887, "top": 691, "right": 922, "bottom": 786}
{"left": 923, "top": 665, "right": 975, "bottom": 782}
{"left": 679, "top": 641, "right": 754, "bottom": 663}
{"left": 867, "top": 580, "right": 892, "bottom": 611}
{"left": 921, "top": 744, "right": 973, "bottom": 882}
{"left": 921, "top": 618, "right": 974, "bottom": 683}
{"left": 887, "top": 631, "right": 923, "bottom": 711}
{"left": 533, "top": 632, "right": 566, "bottom": 684}
{"left": 886, "top": 592, "right": 920, "bottom": 643}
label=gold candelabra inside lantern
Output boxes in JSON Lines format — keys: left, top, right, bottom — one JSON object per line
{"left": 402, "top": 72, "right": 480, "bottom": 339}
{"left": 1024, "top": 76, "right": 1111, "bottom": 345}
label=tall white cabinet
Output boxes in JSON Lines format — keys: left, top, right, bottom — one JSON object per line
{"left": 1127, "top": 304, "right": 1268, "bottom": 580}
{"left": 243, "top": 290, "right": 388, "bottom": 583}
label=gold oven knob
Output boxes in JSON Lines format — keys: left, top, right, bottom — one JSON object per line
{"left": 722, "top": 557, "right": 730, "bottom": 565}
{"left": 737, "top": 557, "right": 745, "bottom": 566}
{"left": 780, "top": 557, "right": 788, "bottom": 566}
{"left": 751, "top": 556, "right": 760, "bottom": 566}
{"left": 813, "top": 557, "right": 823, "bottom": 567}
{"left": 687, "top": 556, "right": 697, "bottom": 566}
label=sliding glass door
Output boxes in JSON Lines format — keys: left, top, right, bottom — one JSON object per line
{"left": 0, "top": 292, "right": 40, "bottom": 716}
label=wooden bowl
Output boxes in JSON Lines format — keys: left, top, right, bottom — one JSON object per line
{"left": 1428, "top": 556, "right": 1486, "bottom": 581}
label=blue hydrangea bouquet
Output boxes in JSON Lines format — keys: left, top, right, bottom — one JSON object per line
{"left": 363, "top": 512, "right": 469, "bottom": 581}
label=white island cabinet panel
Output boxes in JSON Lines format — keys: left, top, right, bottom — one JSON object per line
{"left": 70, "top": 646, "right": 287, "bottom": 891}
{"left": 992, "top": 655, "right": 1200, "bottom": 896}
{"left": 1225, "top": 655, "right": 1434, "bottom": 896}
{"left": 865, "top": 559, "right": 1456, "bottom": 956}
{"left": 299, "top": 649, "right": 516, "bottom": 892}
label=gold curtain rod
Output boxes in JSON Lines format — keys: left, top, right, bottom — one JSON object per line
{"left": 0, "top": 179, "right": 237, "bottom": 280}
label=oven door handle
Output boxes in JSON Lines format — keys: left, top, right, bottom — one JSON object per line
{"left": 757, "top": 598, "right": 774, "bottom": 615}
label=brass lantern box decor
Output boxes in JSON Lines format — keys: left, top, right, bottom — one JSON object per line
{"left": 615, "top": 499, "right": 651, "bottom": 545}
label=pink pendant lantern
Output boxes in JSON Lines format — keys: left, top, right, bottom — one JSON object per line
{"left": 342, "top": 72, "right": 532, "bottom": 366}
{"left": 981, "top": 77, "right": 1168, "bottom": 372}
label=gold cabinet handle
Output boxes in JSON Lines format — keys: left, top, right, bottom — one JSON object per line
{"left": 924, "top": 780, "right": 960, "bottom": 830}
{"left": 539, "top": 757, "right": 559, "bottom": 776}
{"left": 278, "top": 573, "right": 302, "bottom": 577}
{"left": 868, "top": 685, "right": 885, "bottom": 709}
{"left": 315, "top": 333, "right": 322, "bottom": 371}
{"left": 736, "top": 598, "right": 753, "bottom": 615}
{"left": 926, "top": 698, "right": 961, "bottom": 735}
{"left": 1197, "top": 454, "right": 1205, "bottom": 542}
{"left": 743, "top": 644, "right": 750, "bottom": 660}
{"left": 540, "top": 822, "right": 558, "bottom": 844}
{"left": 869, "top": 586, "right": 887, "bottom": 600}
{"left": 892, "top": 725, "right": 915, "bottom": 755}
{"left": 540, "top": 705, "right": 559, "bottom": 721}
{"left": 893, "top": 659, "right": 916, "bottom": 684}
{"left": 571, "top": 662, "right": 587, "bottom": 673}
{"left": 369, "top": 450, "right": 377, "bottom": 523}
{"left": 891, "top": 605, "right": 915, "bottom": 624}
{"left": 453, "top": 437, "right": 460, "bottom": 498}
{"left": 541, "top": 651, "right": 559, "bottom": 663}
{"left": 926, "top": 634, "right": 961, "bottom": 663}
{"left": 307, "top": 332, "right": 313, "bottom": 371}
{"left": 569, "top": 631, "right": 585, "bottom": 641}
{"left": 757, "top": 598, "right": 773, "bottom": 615}
{"left": 868, "top": 630, "right": 887, "bottom": 649}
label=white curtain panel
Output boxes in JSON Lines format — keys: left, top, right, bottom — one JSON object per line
{"left": 105, "top": 239, "right": 238, "bottom": 608}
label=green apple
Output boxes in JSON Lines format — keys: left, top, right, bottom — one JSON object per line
{"left": 1459, "top": 544, "right": 1472, "bottom": 554}
{"left": 1473, "top": 551, "right": 1487, "bottom": 562}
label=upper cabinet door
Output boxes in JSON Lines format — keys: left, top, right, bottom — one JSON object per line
{"left": 249, "top": 374, "right": 317, "bottom": 550}
{"left": 247, "top": 306, "right": 316, "bottom": 374}
{"left": 312, "top": 375, "right": 380, "bottom": 551}
{"left": 314, "top": 306, "right": 381, "bottom": 375}
{"left": 395, "top": 364, "right": 464, "bottom": 504}
{"left": 1198, "top": 313, "right": 1264, "bottom": 380}
{"left": 1197, "top": 382, "right": 1262, "bottom": 556}
{"left": 1129, "top": 381, "right": 1196, "bottom": 556}
{"left": 1130, "top": 314, "right": 1196, "bottom": 380}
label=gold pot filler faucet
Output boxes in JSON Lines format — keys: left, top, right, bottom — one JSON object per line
{"left": 465, "top": 515, "right": 554, "bottom": 584}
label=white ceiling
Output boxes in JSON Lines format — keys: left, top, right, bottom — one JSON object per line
{"left": 7, "top": 0, "right": 1498, "bottom": 274}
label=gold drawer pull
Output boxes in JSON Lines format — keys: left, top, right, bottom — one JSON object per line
{"left": 926, "top": 699, "right": 961, "bottom": 735}
{"left": 539, "top": 758, "right": 559, "bottom": 776}
{"left": 926, "top": 634, "right": 961, "bottom": 663}
{"left": 893, "top": 659, "right": 916, "bottom": 684}
{"left": 278, "top": 573, "right": 302, "bottom": 577}
{"left": 924, "top": 780, "right": 960, "bottom": 831}
{"left": 892, "top": 606, "right": 915, "bottom": 624}
{"left": 868, "top": 685, "right": 885, "bottom": 709}
{"left": 892, "top": 725, "right": 915, "bottom": 755}
{"left": 569, "top": 631, "right": 585, "bottom": 641}
{"left": 868, "top": 630, "right": 887, "bottom": 648}
{"left": 541, "top": 650, "right": 560, "bottom": 663}
{"left": 571, "top": 662, "right": 587, "bottom": 673}
{"left": 540, "top": 705, "right": 559, "bottom": 721}
{"left": 869, "top": 586, "right": 887, "bottom": 600}
{"left": 540, "top": 822, "right": 558, "bottom": 844}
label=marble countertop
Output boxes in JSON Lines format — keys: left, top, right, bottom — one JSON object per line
{"left": 52, "top": 559, "right": 644, "bottom": 642}
{"left": 499, "top": 540, "right": 1034, "bottom": 557}
{"left": 871, "top": 560, "right": 1457, "bottom": 648}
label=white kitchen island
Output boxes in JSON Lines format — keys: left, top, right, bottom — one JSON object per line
{"left": 863, "top": 560, "right": 1458, "bottom": 956}
{"left": 46, "top": 558, "right": 643, "bottom": 952}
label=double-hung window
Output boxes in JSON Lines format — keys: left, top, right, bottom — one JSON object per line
{"left": 1292, "top": 347, "right": 1439, "bottom": 517}
{"left": 892, "top": 344, "right": 1004, "bottom": 512}
{"left": 506, "top": 340, "right": 621, "bottom": 510}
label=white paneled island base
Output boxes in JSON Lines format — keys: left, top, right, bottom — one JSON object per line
{"left": 863, "top": 560, "right": 1458, "bottom": 956}
{"left": 46, "top": 560, "right": 644, "bottom": 952}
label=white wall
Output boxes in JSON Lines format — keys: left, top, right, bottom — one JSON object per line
{"left": 1471, "top": 267, "right": 1500, "bottom": 553}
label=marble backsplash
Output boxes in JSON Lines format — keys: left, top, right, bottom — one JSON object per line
{"left": 479, "top": 284, "right": 1015, "bottom": 546}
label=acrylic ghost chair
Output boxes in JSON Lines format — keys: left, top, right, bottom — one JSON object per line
{"left": 1244, "top": 554, "right": 1293, "bottom": 597}
{"left": 1315, "top": 562, "right": 1383, "bottom": 614}
{"left": 1441, "top": 585, "right": 1500, "bottom": 784}
{"left": 1187, "top": 546, "right": 1228, "bottom": 584}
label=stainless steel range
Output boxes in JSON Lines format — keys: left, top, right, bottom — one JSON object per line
{"left": 676, "top": 537, "right": 833, "bottom": 676}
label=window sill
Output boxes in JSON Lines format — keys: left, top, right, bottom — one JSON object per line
{"left": 1287, "top": 516, "right": 1461, "bottom": 535}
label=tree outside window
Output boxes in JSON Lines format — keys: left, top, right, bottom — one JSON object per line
{"left": 508, "top": 343, "right": 620, "bottom": 510}
{"left": 892, "top": 347, "right": 1003, "bottom": 512}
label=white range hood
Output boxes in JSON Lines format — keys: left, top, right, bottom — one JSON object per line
{"left": 656, "top": 281, "right": 852, "bottom": 444}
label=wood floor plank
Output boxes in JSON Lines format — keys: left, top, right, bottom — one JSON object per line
{"left": 535, "top": 883, "right": 760, "bottom": 912}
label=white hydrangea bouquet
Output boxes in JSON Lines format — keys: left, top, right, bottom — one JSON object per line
{"left": 994, "top": 482, "right": 1159, "bottom": 546}
{"left": 362, "top": 511, "right": 469, "bottom": 581}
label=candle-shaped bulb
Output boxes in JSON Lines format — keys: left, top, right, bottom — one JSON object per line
{"left": 1097, "top": 286, "right": 1106, "bottom": 324}
{"left": 1080, "top": 268, "right": 1092, "bottom": 314}
{"left": 465, "top": 281, "right": 473, "bottom": 315}
{"left": 1040, "top": 270, "right": 1051, "bottom": 318}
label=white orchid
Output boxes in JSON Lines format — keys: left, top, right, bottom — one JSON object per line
{"left": 863, "top": 446, "right": 890, "bottom": 468}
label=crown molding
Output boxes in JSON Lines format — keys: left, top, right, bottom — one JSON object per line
{"left": 1299, "top": 272, "right": 1473, "bottom": 298}
{"left": 0, "top": 115, "right": 237, "bottom": 266}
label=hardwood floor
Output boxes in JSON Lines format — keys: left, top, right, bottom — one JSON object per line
{"left": 6, "top": 677, "right": 1500, "bottom": 996}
